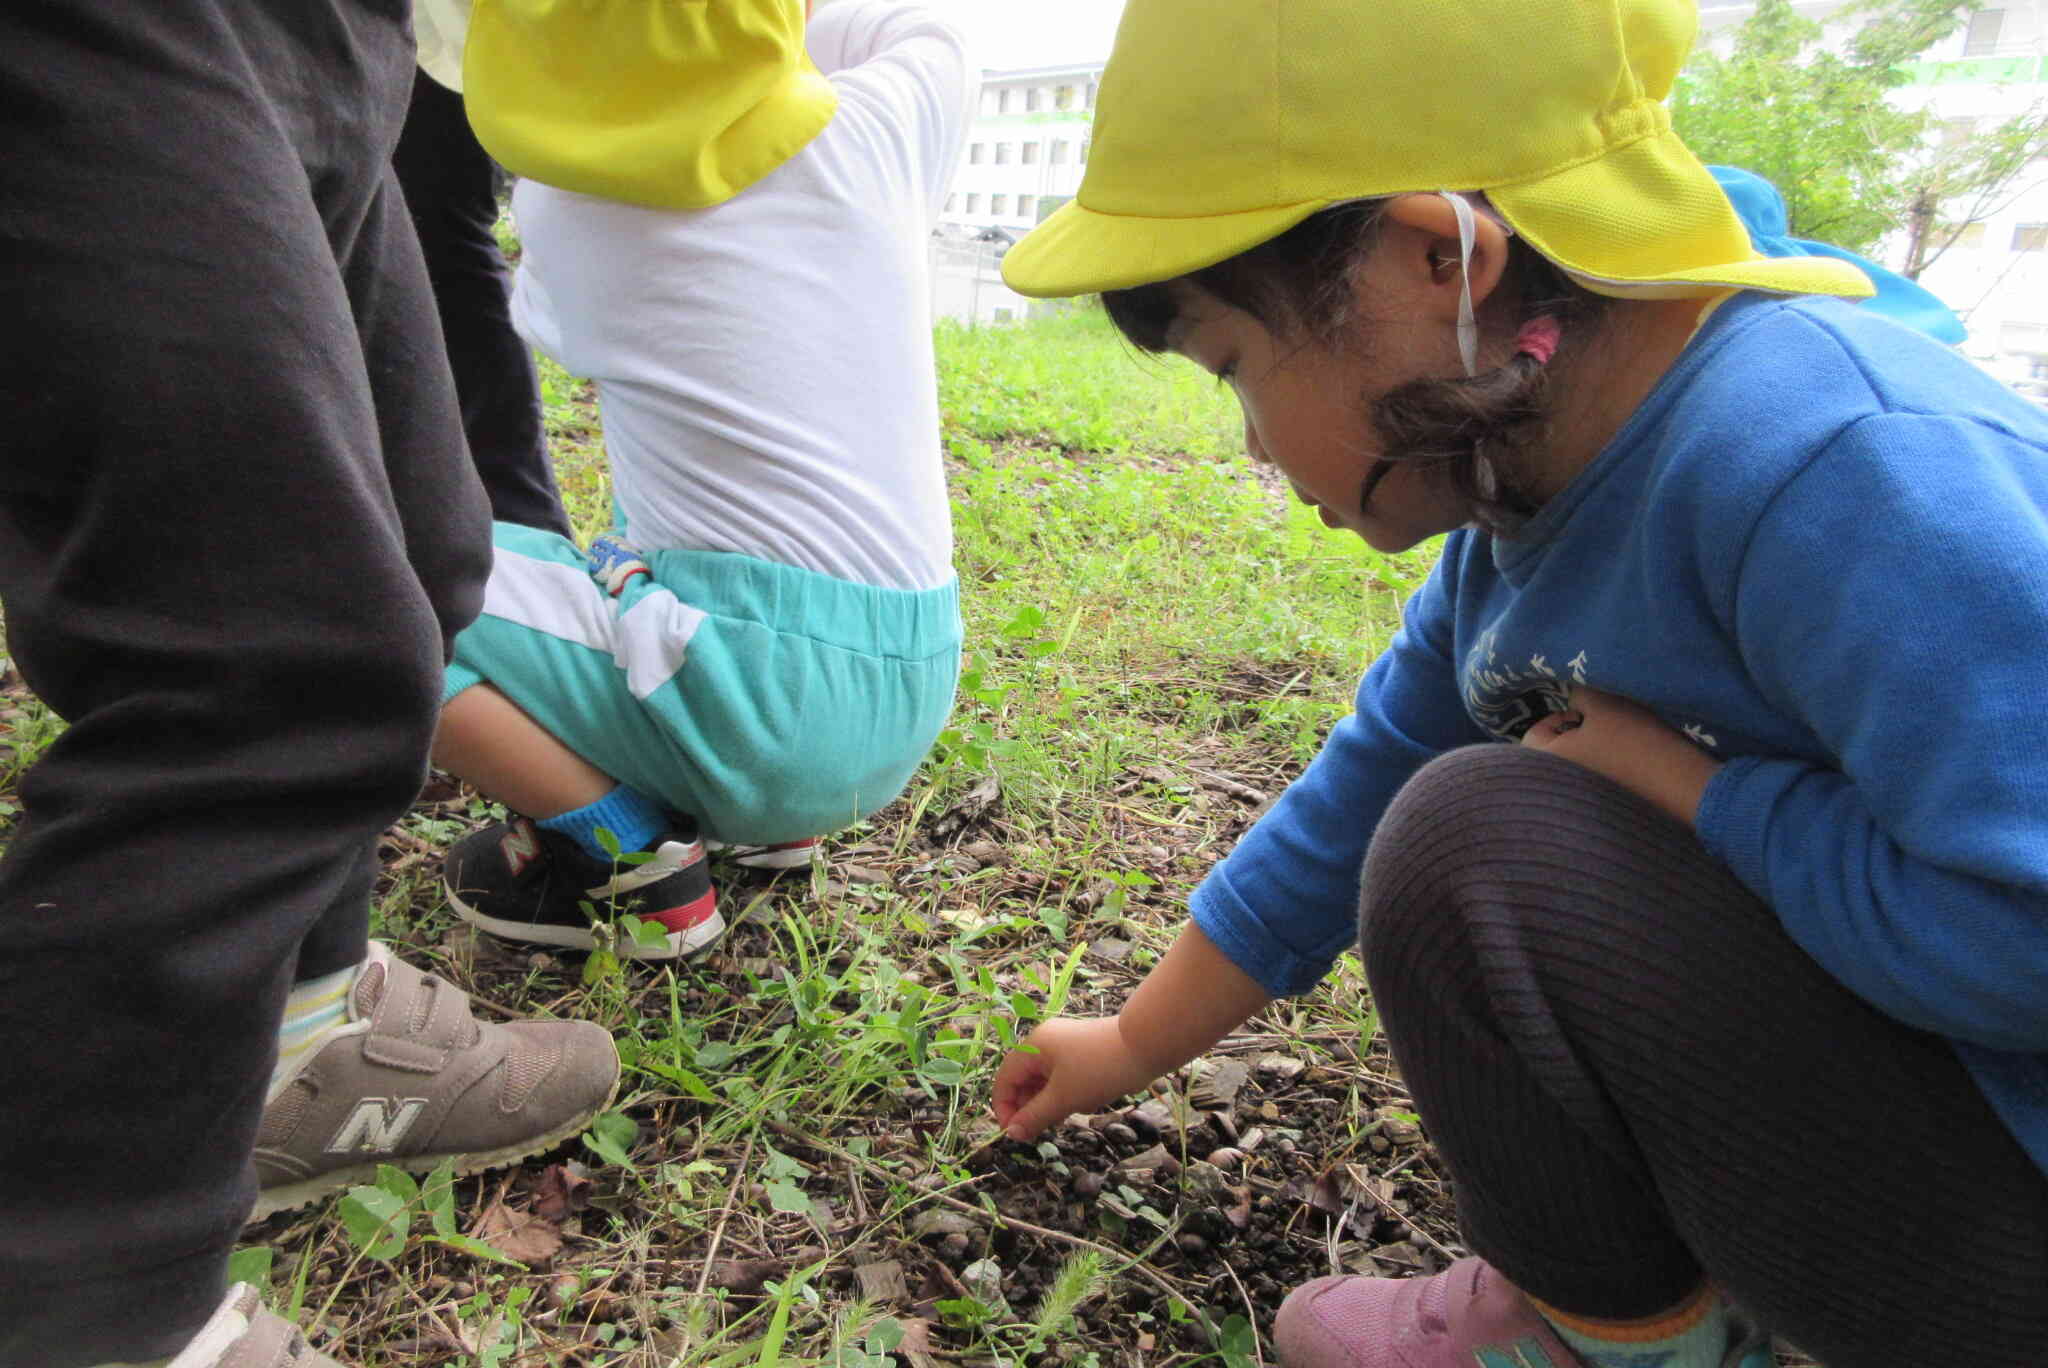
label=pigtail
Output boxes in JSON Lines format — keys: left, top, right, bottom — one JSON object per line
{"left": 1370, "top": 248, "right": 1608, "bottom": 536}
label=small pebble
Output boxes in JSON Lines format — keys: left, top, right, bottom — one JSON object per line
{"left": 1177, "top": 1233, "right": 1209, "bottom": 1256}
{"left": 1104, "top": 1122, "right": 1139, "bottom": 1145}
{"left": 1072, "top": 1171, "right": 1105, "bottom": 1197}
{"left": 939, "top": 1232, "right": 972, "bottom": 1260}
{"left": 1207, "top": 1146, "right": 1245, "bottom": 1168}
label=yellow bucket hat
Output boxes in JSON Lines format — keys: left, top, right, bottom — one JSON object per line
{"left": 462, "top": 0, "right": 838, "bottom": 210}
{"left": 1002, "top": 0, "right": 1873, "bottom": 303}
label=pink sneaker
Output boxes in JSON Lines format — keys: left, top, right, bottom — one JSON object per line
{"left": 1275, "top": 1259, "right": 1585, "bottom": 1368}
{"left": 1274, "top": 1260, "right": 1771, "bottom": 1368}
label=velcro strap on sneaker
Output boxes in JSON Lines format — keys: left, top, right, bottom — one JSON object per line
{"left": 362, "top": 957, "right": 481, "bottom": 1073}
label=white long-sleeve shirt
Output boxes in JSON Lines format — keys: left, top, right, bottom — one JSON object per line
{"left": 510, "top": 0, "right": 976, "bottom": 591}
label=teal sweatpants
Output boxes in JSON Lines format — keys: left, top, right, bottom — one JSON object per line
{"left": 446, "top": 524, "right": 961, "bottom": 845}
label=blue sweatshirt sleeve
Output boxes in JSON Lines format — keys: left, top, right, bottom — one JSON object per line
{"left": 1189, "top": 547, "right": 1491, "bottom": 997}
{"left": 1695, "top": 411, "right": 2048, "bottom": 1051}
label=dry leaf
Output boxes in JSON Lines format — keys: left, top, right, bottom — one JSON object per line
{"left": 1188, "top": 1057, "right": 1250, "bottom": 1111}
{"left": 706, "top": 1259, "right": 787, "bottom": 1295}
{"left": 530, "top": 1163, "right": 593, "bottom": 1223}
{"left": 468, "top": 1196, "right": 563, "bottom": 1265}
{"left": 855, "top": 1260, "right": 909, "bottom": 1302}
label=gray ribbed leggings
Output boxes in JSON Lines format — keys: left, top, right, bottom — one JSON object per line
{"left": 1359, "top": 745, "right": 2048, "bottom": 1367}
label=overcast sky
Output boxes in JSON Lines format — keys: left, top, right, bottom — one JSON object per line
{"left": 921, "top": 0, "right": 1128, "bottom": 70}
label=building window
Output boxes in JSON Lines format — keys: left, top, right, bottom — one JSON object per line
{"left": 2013, "top": 222, "right": 2048, "bottom": 252}
{"left": 1964, "top": 8, "right": 2004, "bottom": 56}
{"left": 991, "top": 194, "right": 1009, "bottom": 216}
{"left": 1022, "top": 142, "right": 1040, "bottom": 165}
{"left": 965, "top": 193, "right": 981, "bottom": 214}
{"left": 968, "top": 142, "right": 984, "bottom": 164}
{"left": 1026, "top": 87, "right": 1043, "bottom": 112}
{"left": 997, "top": 88, "right": 1012, "bottom": 114}
{"left": 1080, "top": 139, "right": 1090, "bottom": 164}
{"left": 1051, "top": 140, "right": 1069, "bottom": 164}
{"left": 1086, "top": 82, "right": 1098, "bottom": 110}
{"left": 1055, "top": 84, "right": 1076, "bottom": 110}
{"left": 1953, "top": 222, "right": 1988, "bottom": 249}
{"left": 1940, "top": 117, "right": 1978, "bottom": 150}
{"left": 1016, "top": 195, "right": 1035, "bottom": 219}
{"left": 945, "top": 193, "right": 957, "bottom": 214}
{"left": 995, "top": 143, "right": 1012, "bottom": 165}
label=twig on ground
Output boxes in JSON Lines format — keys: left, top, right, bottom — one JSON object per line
{"left": 1350, "top": 1179, "right": 1457, "bottom": 1262}
{"left": 692, "top": 1134, "right": 757, "bottom": 1299}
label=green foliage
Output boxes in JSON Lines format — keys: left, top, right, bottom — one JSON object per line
{"left": 1671, "top": 0, "right": 2043, "bottom": 260}
{"left": 936, "top": 308, "right": 1243, "bottom": 458}
{"left": 338, "top": 1161, "right": 525, "bottom": 1267}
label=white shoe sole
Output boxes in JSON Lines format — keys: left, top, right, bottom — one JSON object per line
{"left": 443, "top": 884, "right": 728, "bottom": 961}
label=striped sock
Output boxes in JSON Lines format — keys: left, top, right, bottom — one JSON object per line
{"left": 537, "top": 783, "right": 668, "bottom": 862}
{"left": 269, "top": 960, "right": 361, "bottom": 1093}
{"left": 1533, "top": 1283, "right": 1731, "bottom": 1368}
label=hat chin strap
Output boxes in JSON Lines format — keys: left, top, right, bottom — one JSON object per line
{"left": 1438, "top": 191, "right": 1480, "bottom": 378}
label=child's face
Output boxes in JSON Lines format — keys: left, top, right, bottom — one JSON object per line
{"left": 1163, "top": 280, "right": 1473, "bottom": 554}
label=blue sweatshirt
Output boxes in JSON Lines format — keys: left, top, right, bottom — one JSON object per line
{"left": 1191, "top": 291, "right": 2048, "bottom": 1174}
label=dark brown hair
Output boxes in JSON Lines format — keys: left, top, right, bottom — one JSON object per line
{"left": 1101, "top": 200, "right": 1612, "bottom": 534}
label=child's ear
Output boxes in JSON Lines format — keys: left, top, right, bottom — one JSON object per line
{"left": 1379, "top": 193, "right": 1515, "bottom": 322}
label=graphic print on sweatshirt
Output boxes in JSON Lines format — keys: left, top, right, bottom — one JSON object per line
{"left": 1460, "top": 628, "right": 1724, "bottom": 751}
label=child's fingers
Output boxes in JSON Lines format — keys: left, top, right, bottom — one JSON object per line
{"left": 1004, "top": 1084, "right": 1071, "bottom": 1141}
{"left": 991, "top": 1052, "right": 1050, "bottom": 1128}
{"left": 1520, "top": 709, "right": 1584, "bottom": 746}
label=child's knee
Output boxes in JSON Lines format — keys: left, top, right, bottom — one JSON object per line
{"left": 1358, "top": 744, "right": 1580, "bottom": 975}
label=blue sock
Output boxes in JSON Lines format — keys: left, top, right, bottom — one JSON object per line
{"left": 537, "top": 784, "right": 669, "bottom": 862}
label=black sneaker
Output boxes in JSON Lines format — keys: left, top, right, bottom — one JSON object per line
{"left": 443, "top": 817, "right": 724, "bottom": 960}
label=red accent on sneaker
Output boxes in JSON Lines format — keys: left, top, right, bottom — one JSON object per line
{"left": 648, "top": 886, "right": 719, "bottom": 933}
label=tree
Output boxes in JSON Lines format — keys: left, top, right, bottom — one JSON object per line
{"left": 1895, "top": 107, "right": 2048, "bottom": 278}
{"left": 1671, "top": 0, "right": 2047, "bottom": 265}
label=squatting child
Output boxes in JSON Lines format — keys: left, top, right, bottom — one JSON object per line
{"left": 989, "top": 2, "right": 2048, "bottom": 1366}
{"left": 433, "top": 0, "right": 974, "bottom": 959}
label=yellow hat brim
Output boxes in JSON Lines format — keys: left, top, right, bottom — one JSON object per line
{"left": 1004, "top": 125, "right": 1875, "bottom": 304}
{"left": 1002, "top": 196, "right": 1335, "bottom": 299}
{"left": 1490, "top": 125, "right": 1874, "bottom": 301}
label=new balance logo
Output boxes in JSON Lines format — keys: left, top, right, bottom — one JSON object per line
{"left": 500, "top": 821, "right": 543, "bottom": 876}
{"left": 326, "top": 1097, "right": 430, "bottom": 1154}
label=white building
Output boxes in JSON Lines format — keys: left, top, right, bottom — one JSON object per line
{"left": 1697, "top": 2, "right": 2048, "bottom": 376}
{"left": 941, "top": 62, "right": 1102, "bottom": 236}
{"left": 930, "top": 62, "right": 1104, "bottom": 325}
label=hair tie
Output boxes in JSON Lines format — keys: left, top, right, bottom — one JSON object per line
{"left": 1515, "top": 316, "right": 1562, "bottom": 366}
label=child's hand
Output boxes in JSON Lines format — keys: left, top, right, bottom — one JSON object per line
{"left": 992, "top": 1016, "right": 1161, "bottom": 1141}
{"left": 1521, "top": 685, "right": 1720, "bottom": 826}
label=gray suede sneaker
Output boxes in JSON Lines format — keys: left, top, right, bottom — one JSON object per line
{"left": 252, "top": 943, "right": 619, "bottom": 1220}
{"left": 165, "top": 1284, "right": 343, "bottom": 1367}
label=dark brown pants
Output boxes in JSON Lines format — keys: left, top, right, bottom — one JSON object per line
{"left": 1360, "top": 745, "right": 2048, "bottom": 1367}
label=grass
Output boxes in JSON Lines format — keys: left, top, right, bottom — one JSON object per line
{"left": 0, "top": 306, "right": 1450, "bottom": 1366}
